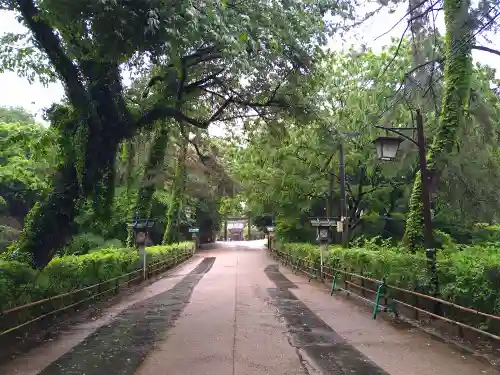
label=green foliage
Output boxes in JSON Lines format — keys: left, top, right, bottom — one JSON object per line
{"left": 404, "top": 0, "right": 473, "bottom": 249}
{"left": 433, "top": 222, "right": 500, "bottom": 245}
{"left": 0, "top": 107, "right": 36, "bottom": 124}
{"left": 228, "top": 42, "right": 422, "bottom": 241}
{"left": 61, "top": 232, "right": 108, "bottom": 255}
{"left": 0, "top": 196, "right": 7, "bottom": 213}
{"left": 77, "top": 187, "right": 136, "bottom": 242}
{"left": 163, "top": 140, "right": 188, "bottom": 244}
{"left": 0, "top": 121, "right": 58, "bottom": 221}
{"left": 219, "top": 195, "right": 246, "bottom": 217}
{"left": 0, "top": 242, "right": 192, "bottom": 312}
{"left": 135, "top": 124, "right": 171, "bottom": 218}
{"left": 278, "top": 242, "right": 500, "bottom": 330}
{"left": 229, "top": 35, "right": 500, "bottom": 250}
{"left": 12, "top": 160, "right": 81, "bottom": 268}
{"left": 276, "top": 215, "right": 316, "bottom": 243}
{"left": 0, "top": 225, "right": 19, "bottom": 253}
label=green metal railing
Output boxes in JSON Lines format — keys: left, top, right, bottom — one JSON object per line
{"left": 269, "top": 247, "right": 500, "bottom": 342}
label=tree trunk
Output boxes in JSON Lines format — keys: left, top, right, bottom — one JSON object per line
{"left": 162, "top": 140, "right": 188, "bottom": 244}
{"left": 135, "top": 126, "right": 171, "bottom": 217}
{"left": 404, "top": 0, "right": 472, "bottom": 250}
{"left": 126, "top": 125, "right": 171, "bottom": 246}
{"left": 12, "top": 161, "right": 81, "bottom": 268}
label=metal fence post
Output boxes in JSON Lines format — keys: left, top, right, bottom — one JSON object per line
{"left": 344, "top": 267, "right": 348, "bottom": 293}
{"left": 372, "top": 282, "right": 385, "bottom": 320}
{"left": 139, "top": 244, "right": 147, "bottom": 281}
{"left": 330, "top": 270, "right": 338, "bottom": 296}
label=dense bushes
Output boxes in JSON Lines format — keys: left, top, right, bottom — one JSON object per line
{"left": 61, "top": 232, "right": 124, "bottom": 255}
{"left": 275, "top": 216, "right": 316, "bottom": 243}
{"left": 0, "top": 242, "right": 192, "bottom": 312}
{"left": 276, "top": 241, "right": 500, "bottom": 319}
{"left": 433, "top": 220, "right": 500, "bottom": 244}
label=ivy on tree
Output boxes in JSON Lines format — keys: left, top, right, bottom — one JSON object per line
{"left": 3, "top": 0, "right": 346, "bottom": 268}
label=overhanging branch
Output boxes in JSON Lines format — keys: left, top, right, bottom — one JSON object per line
{"left": 16, "top": 0, "right": 89, "bottom": 111}
{"left": 178, "top": 123, "right": 211, "bottom": 165}
{"left": 133, "top": 106, "right": 207, "bottom": 132}
{"left": 472, "top": 45, "right": 500, "bottom": 57}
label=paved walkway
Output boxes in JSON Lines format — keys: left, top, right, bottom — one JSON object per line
{"left": 1, "top": 241, "right": 497, "bottom": 375}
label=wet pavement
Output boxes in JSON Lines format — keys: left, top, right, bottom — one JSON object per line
{"left": 38, "top": 257, "right": 215, "bottom": 375}
{"left": 0, "top": 241, "right": 498, "bottom": 375}
{"left": 265, "top": 264, "right": 389, "bottom": 375}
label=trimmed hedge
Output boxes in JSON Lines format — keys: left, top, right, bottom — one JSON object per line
{"left": 276, "top": 242, "right": 500, "bottom": 321}
{"left": 0, "top": 242, "right": 193, "bottom": 312}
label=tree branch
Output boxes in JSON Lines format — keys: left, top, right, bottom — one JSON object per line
{"left": 207, "top": 96, "right": 234, "bottom": 123}
{"left": 379, "top": 22, "right": 410, "bottom": 78}
{"left": 375, "top": 0, "right": 439, "bottom": 41}
{"left": 405, "top": 58, "right": 444, "bottom": 77}
{"left": 184, "top": 68, "right": 225, "bottom": 92}
{"left": 133, "top": 106, "right": 207, "bottom": 133}
{"left": 472, "top": 45, "right": 500, "bottom": 57}
{"left": 178, "top": 123, "right": 211, "bottom": 165}
{"left": 380, "top": 0, "right": 442, "bottom": 78}
{"left": 16, "top": 0, "right": 89, "bottom": 111}
{"left": 143, "top": 46, "right": 223, "bottom": 98}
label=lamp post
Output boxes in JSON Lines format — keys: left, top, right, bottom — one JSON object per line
{"left": 128, "top": 217, "right": 156, "bottom": 280}
{"left": 185, "top": 206, "right": 200, "bottom": 249}
{"left": 310, "top": 217, "right": 336, "bottom": 281}
{"left": 266, "top": 225, "right": 276, "bottom": 249}
{"left": 372, "top": 109, "right": 439, "bottom": 306}
{"left": 265, "top": 215, "right": 276, "bottom": 249}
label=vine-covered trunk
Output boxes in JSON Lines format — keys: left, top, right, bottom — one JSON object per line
{"left": 126, "top": 125, "right": 171, "bottom": 246}
{"left": 124, "top": 140, "right": 135, "bottom": 195}
{"left": 136, "top": 126, "right": 171, "bottom": 217}
{"left": 403, "top": 0, "right": 472, "bottom": 250}
{"left": 13, "top": 161, "right": 81, "bottom": 268}
{"left": 162, "top": 141, "right": 188, "bottom": 244}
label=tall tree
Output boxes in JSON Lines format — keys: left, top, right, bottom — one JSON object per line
{"left": 163, "top": 137, "right": 188, "bottom": 244}
{"left": 0, "top": 106, "right": 36, "bottom": 124}
{"left": 2, "top": 0, "right": 348, "bottom": 268}
{"left": 403, "top": 0, "right": 473, "bottom": 250}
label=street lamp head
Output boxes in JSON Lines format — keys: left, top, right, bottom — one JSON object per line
{"left": 373, "top": 136, "right": 404, "bottom": 161}
{"left": 128, "top": 218, "right": 156, "bottom": 247}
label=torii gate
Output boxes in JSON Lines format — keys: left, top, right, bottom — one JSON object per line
{"left": 223, "top": 216, "right": 251, "bottom": 241}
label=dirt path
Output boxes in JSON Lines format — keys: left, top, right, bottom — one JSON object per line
{"left": 1, "top": 241, "right": 498, "bottom": 375}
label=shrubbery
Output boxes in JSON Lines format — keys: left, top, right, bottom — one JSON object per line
{"left": 0, "top": 242, "right": 192, "bottom": 312}
{"left": 433, "top": 220, "right": 500, "bottom": 244}
{"left": 276, "top": 240, "right": 500, "bottom": 318}
{"left": 61, "top": 232, "right": 124, "bottom": 255}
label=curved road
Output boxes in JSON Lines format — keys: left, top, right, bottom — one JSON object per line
{"left": 1, "top": 241, "right": 498, "bottom": 375}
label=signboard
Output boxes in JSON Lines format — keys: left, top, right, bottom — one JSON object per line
{"left": 189, "top": 227, "right": 200, "bottom": 233}
{"left": 310, "top": 218, "right": 337, "bottom": 227}
{"left": 336, "top": 221, "right": 343, "bottom": 233}
{"left": 266, "top": 226, "right": 276, "bottom": 232}
{"left": 227, "top": 222, "right": 245, "bottom": 229}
